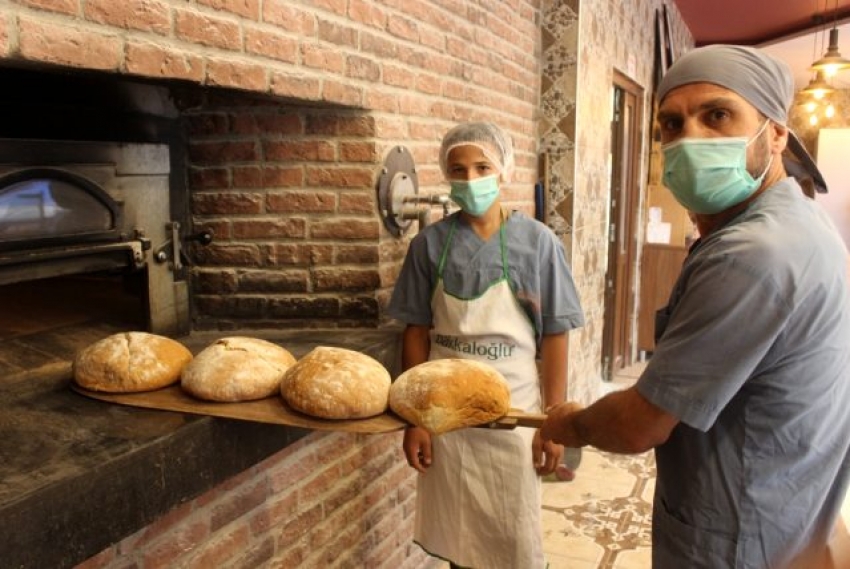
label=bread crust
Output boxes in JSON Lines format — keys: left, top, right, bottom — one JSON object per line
{"left": 280, "top": 346, "right": 391, "bottom": 419}
{"left": 73, "top": 332, "right": 193, "bottom": 393}
{"left": 180, "top": 337, "right": 296, "bottom": 402}
{"left": 388, "top": 358, "right": 511, "bottom": 435}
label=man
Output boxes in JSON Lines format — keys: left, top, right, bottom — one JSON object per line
{"left": 541, "top": 45, "right": 850, "bottom": 568}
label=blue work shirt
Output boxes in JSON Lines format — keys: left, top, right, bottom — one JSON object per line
{"left": 638, "top": 178, "right": 850, "bottom": 568}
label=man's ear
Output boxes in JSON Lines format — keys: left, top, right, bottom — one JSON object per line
{"left": 770, "top": 122, "right": 789, "bottom": 154}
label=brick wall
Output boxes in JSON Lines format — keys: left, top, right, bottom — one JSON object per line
{"left": 0, "top": 0, "right": 542, "bottom": 331}
{"left": 0, "top": 1, "right": 544, "bottom": 566}
{"left": 75, "top": 431, "right": 431, "bottom": 569}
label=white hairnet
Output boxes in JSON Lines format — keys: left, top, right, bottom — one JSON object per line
{"left": 439, "top": 122, "right": 515, "bottom": 183}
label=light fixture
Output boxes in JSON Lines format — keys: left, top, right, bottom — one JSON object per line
{"left": 811, "top": 27, "right": 850, "bottom": 75}
{"left": 800, "top": 70, "right": 836, "bottom": 99}
{"left": 811, "top": 0, "right": 850, "bottom": 75}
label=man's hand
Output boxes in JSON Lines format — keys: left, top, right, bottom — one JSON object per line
{"left": 541, "top": 401, "right": 584, "bottom": 448}
{"left": 532, "top": 429, "right": 563, "bottom": 475}
{"left": 402, "top": 426, "right": 432, "bottom": 473}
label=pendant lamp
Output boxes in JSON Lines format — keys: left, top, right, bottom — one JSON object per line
{"left": 800, "top": 71, "right": 836, "bottom": 99}
{"left": 811, "top": 27, "right": 850, "bottom": 75}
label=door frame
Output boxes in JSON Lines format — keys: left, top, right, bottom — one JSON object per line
{"left": 601, "top": 70, "right": 644, "bottom": 381}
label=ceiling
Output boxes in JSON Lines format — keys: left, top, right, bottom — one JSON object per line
{"left": 672, "top": 0, "right": 850, "bottom": 90}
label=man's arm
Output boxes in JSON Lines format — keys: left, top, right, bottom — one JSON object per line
{"left": 541, "top": 386, "right": 679, "bottom": 454}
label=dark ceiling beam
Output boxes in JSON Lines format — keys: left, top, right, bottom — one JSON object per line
{"left": 695, "top": 10, "right": 850, "bottom": 47}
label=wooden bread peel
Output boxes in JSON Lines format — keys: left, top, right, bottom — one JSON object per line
{"left": 72, "top": 384, "right": 546, "bottom": 433}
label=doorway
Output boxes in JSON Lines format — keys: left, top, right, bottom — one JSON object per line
{"left": 601, "top": 72, "right": 644, "bottom": 381}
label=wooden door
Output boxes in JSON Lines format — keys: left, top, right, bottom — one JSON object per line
{"left": 601, "top": 72, "right": 643, "bottom": 381}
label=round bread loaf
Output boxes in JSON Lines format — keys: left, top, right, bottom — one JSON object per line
{"left": 181, "top": 337, "right": 296, "bottom": 402}
{"left": 73, "top": 332, "right": 193, "bottom": 393}
{"left": 389, "top": 358, "right": 511, "bottom": 435}
{"left": 280, "top": 346, "right": 391, "bottom": 419}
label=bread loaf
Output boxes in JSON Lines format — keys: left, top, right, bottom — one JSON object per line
{"left": 389, "top": 358, "right": 511, "bottom": 435}
{"left": 181, "top": 337, "right": 296, "bottom": 402}
{"left": 280, "top": 346, "right": 391, "bottom": 419}
{"left": 73, "top": 332, "right": 192, "bottom": 393}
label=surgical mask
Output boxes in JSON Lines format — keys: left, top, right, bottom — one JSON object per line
{"left": 662, "top": 120, "right": 773, "bottom": 214}
{"left": 449, "top": 175, "right": 500, "bottom": 216}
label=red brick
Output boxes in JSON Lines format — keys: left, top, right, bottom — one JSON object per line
{"left": 174, "top": 9, "right": 242, "bottom": 50}
{"left": 232, "top": 218, "right": 307, "bottom": 239}
{"left": 310, "top": 218, "right": 380, "bottom": 240}
{"left": 338, "top": 115, "right": 377, "bottom": 137}
{"left": 270, "top": 71, "right": 322, "bottom": 100}
{"left": 192, "top": 192, "right": 264, "bottom": 215}
{"left": 398, "top": 94, "right": 431, "bottom": 116}
{"left": 300, "top": 0, "right": 346, "bottom": 16}
{"left": 336, "top": 243, "right": 379, "bottom": 263}
{"left": 382, "top": 63, "right": 416, "bottom": 88}
{"left": 189, "top": 141, "right": 259, "bottom": 165}
{"left": 196, "top": 0, "right": 260, "bottom": 20}
{"left": 189, "top": 167, "right": 230, "bottom": 190}
{"left": 339, "top": 142, "right": 378, "bottom": 162}
{"left": 346, "top": 53, "right": 381, "bottom": 82}
{"left": 279, "top": 503, "right": 323, "bottom": 543}
{"left": 193, "top": 244, "right": 263, "bottom": 266}
{"left": 181, "top": 525, "right": 250, "bottom": 569}
{"left": 364, "top": 90, "right": 398, "bottom": 113}
{"left": 305, "top": 167, "right": 373, "bottom": 189}
{"left": 248, "top": 491, "right": 299, "bottom": 535}
{"left": 255, "top": 112, "right": 303, "bottom": 135}
{"left": 261, "top": 1, "right": 316, "bottom": 35}
{"left": 139, "top": 519, "right": 211, "bottom": 569}
{"left": 261, "top": 166, "right": 304, "bottom": 187}
{"left": 15, "top": 0, "right": 76, "bottom": 14}
{"left": 209, "top": 477, "right": 271, "bottom": 531}
{"left": 244, "top": 26, "right": 298, "bottom": 63}
{"left": 313, "top": 268, "right": 381, "bottom": 292}
{"left": 264, "top": 140, "right": 336, "bottom": 162}
{"left": 85, "top": 0, "right": 171, "bottom": 34}
{"left": 125, "top": 41, "right": 205, "bottom": 81}
{"left": 416, "top": 73, "right": 441, "bottom": 95}
{"left": 361, "top": 32, "right": 396, "bottom": 62}
{"left": 239, "top": 269, "right": 309, "bottom": 292}
{"left": 387, "top": 14, "right": 419, "bottom": 42}
{"left": 318, "top": 18, "right": 358, "bottom": 47}
{"left": 272, "top": 243, "right": 334, "bottom": 266}
{"left": 206, "top": 59, "right": 268, "bottom": 91}
{"left": 268, "top": 296, "right": 340, "bottom": 318}
{"left": 301, "top": 43, "right": 345, "bottom": 73}
{"left": 340, "top": 296, "right": 379, "bottom": 319}
{"left": 348, "top": 0, "right": 387, "bottom": 29}
{"left": 17, "top": 17, "right": 122, "bottom": 70}
{"left": 193, "top": 270, "right": 238, "bottom": 294}
{"left": 338, "top": 190, "right": 376, "bottom": 214}
{"left": 266, "top": 191, "right": 336, "bottom": 213}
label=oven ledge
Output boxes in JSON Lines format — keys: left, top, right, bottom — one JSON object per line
{"left": 0, "top": 330, "right": 402, "bottom": 569}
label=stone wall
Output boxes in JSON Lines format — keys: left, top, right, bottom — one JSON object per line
{"left": 539, "top": 0, "right": 693, "bottom": 403}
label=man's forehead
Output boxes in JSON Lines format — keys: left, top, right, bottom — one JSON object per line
{"left": 658, "top": 83, "right": 753, "bottom": 113}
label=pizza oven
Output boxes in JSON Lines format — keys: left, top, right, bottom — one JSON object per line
{"left": 0, "top": 138, "right": 204, "bottom": 343}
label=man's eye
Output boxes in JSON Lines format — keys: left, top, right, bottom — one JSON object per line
{"left": 707, "top": 109, "right": 730, "bottom": 122}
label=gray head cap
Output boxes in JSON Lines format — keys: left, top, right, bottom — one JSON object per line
{"left": 658, "top": 44, "right": 827, "bottom": 193}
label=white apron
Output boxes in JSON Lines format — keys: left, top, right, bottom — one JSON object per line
{"left": 414, "top": 218, "right": 544, "bottom": 569}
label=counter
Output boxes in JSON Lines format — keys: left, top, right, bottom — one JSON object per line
{"left": 0, "top": 330, "right": 402, "bottom": 569}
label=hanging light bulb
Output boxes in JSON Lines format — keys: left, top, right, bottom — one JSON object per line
{"left": 825, "top": 103, "right": 836, "bottom": 118}
{"left": 806, "top": 100, "right": 818, "bottom": 112}
{"left": 811, "top": 28, "right": 850, "bottom": 75}
{"left": 810, "top": 113, "right": 820, "bottom": 126}
{"left": 800, "top": 71, "right": 836, "bottom": 99}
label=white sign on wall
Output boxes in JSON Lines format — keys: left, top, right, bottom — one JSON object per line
{"left": 816, "top": 128, "right": 850, "bottom": 250}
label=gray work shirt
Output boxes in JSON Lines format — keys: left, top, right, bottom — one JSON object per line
{"left": 637, "top": 178, "right": 850, "bottom": 568}
{"left": 387, "top": 210, "right": 584, "bottom": 346}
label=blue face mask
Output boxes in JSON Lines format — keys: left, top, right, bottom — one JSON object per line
{"left": 661, "top": 121, "right": 772, "bottom": 214}
{"left": 449, "top": 175, "right": 500, "bottom": 216}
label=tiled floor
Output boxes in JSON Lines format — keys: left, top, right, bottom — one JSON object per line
{"left": 540, "top": 360, "right": 850, "bottom": 569}
{"left": 541, "top": 362, "right": 652, "bottom": 569}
